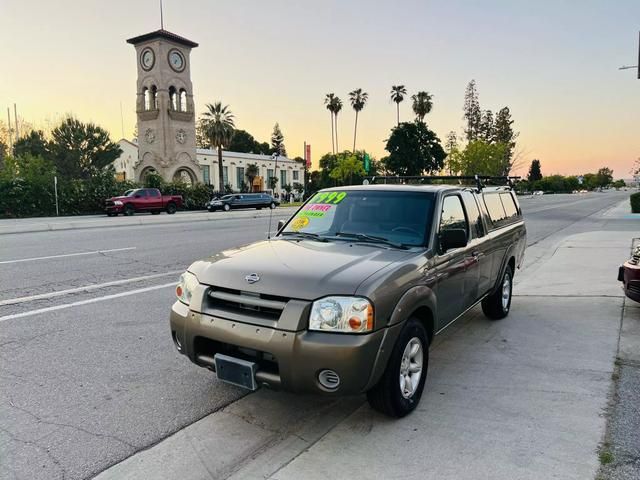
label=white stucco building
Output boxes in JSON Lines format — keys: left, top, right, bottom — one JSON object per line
{"left": 114, "top": 139, "right": 305, "bottom": 194}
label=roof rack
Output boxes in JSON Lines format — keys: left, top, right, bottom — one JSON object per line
{"left": 362, "top": 175, "right": 521, "bottom": 190}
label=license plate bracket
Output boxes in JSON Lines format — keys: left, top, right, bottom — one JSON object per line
{"left": 214, "top": 354, "right": 258, "bottom": 391}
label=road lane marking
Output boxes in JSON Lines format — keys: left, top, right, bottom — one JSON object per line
{"left": 0, "top": 247, "right": 137, "bottom": 264}
{"left": 0, "top": 271, "right": 182, "bottom": 306}
{"left": 0, "top": 283, "right": 176, "bottom": 322}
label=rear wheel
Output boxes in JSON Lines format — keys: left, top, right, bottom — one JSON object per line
{"left": 166, "top": 202, "right": 177, "bottom": 214}
{"left": 123, "top": 204, "right": 135, "bottom": 216}
{"left": 367, "top": 317, "right": 428, "bottom": 418}
{"left": 482, "top": 265, "right": 513, "bottom": 320}
{"left": 223, "top": 204, "right": 230, "bottom": 212}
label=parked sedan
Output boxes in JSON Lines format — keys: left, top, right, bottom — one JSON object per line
{"left": 206, "top": 193, "right": 280, "bottom": 212}
{"left": 619, "top": 239, "right": 640, "bottom": 303}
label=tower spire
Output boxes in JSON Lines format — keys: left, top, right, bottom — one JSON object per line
{"left": 160, "top": 0, "right": 164, "bottom": 29}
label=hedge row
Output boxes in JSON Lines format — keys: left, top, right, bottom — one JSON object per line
{"left": 631, "top": 192, "right": 640, "bottom": 214}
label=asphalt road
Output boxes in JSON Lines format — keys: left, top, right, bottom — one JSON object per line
{"left": 0, "top": 191, "right": 632, "bottom": 480}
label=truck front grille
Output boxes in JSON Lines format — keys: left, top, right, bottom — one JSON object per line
{"left": 205, "top": 286, "right": 289, "bottom": 322}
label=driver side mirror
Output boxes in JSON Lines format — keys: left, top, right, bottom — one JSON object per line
{"left": 277, "top": 220, "right": 285, "bottom": 231}
{"left": 440, "top": 228, "right": 467, "bottom": 252}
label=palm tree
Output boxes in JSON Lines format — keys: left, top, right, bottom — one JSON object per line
{"left": 390, "top": 85, "right": 407, "bottom": 126}
{"left": 245, "top": 163, "right": 259, "bottom": 192}
{"left": 324, "top": 93, "right": 336, "bottom": 154}
{"left": 201, "top": 102, "right": 235, "bottom": 193}
{"left": 348, "top": 88, "right": 368, "bottom": 152}
{"left": 333, "top": 97, "right": 343, "bottom": 152}
{"left": 411, "top": 91, "right": 433, "bottom": 123}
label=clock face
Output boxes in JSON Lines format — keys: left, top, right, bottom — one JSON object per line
{"left": 140, "top": 48, "right": 155, "bottom": 71}
{"left": 168, "top": 49, "right": 185, "bottom": 72}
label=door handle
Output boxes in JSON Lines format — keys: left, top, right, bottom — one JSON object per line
{"left": 472, "top": 251, "right": 481, "bottom": 259}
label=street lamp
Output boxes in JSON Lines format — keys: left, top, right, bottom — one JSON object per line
{"left": 618, "top": 31, "right": 639, "bottom": 79}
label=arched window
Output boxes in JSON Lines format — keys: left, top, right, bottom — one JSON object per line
{"left": 150, "top": 85, "right": 158, "bottom": 109}
{"left": 179, "top": 89, "right": 188, "bottom": 112}
{"left": 169, "top": 86, "right": 178, "bottom": 111}
{"left": 143, "top": 87, "right": 150, "bottom": 110}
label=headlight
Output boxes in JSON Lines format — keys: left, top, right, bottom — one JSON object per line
{"left": 113, "top": 200, "right": 123, "bottom": 206}
{"left": 309, "top": 296, "right": 373, "bottom": 333}
{"left": 176, "top": 272, "right": 199, "bottom": 305}
{"left": 213, "top": 201, "right": 222, "bottom": 205}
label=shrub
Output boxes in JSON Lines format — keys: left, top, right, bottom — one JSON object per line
{"left": 631, "top": 192, "right": 640, "bottom": 213}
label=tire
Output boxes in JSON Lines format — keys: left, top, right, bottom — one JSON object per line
{"left": 106, "top": 212, "right": 115, "bottom": 217}
{"left": 123, "top": 204, "right": 135, "bottom": 216}
{"left": 256, "top": 207, "right": 262, "bottom": 210}
{"left": 269, "top": 202, "right": 276, "bottom": 209}
{"left": 366, "top": 317, "right": 429, "bottom": 418}
{"left": 223, "top": 204, "right": 230, "bottom": 212}
{"left": 151, "top": 210, "right": 161, "bottom": 215}
{"left": 166, "top": 202, "right": 177, "bottom": 214}
{"left": 482, "top": 264, "right": 513, "bottom": 320}
{"left": 207, "top": 207, "right": 214, "bottom": 212}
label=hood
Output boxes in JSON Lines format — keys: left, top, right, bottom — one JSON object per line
{"left": 107, "top": 196, "right": 128, "bottom": 201}
{"left": 189, "top": 239, "right": 415, "bottom": 300}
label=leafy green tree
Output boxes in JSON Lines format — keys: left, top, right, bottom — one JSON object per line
{"left": 293, "top": 182, "right": 304, "bottom": 195}
{"left": 0, "top": 154, "right": 57, "bottom": 216}
{"left": 144, "top": 171, "right": 165, "bottom": 189}
{"left": 268, "top": 176, "right": 278, "bottom": 190}
{"left": 390, "top": 85, "right": 407, "bottom": 126}
{"left": 49, "top": 118, "right": 122, "bottom": 180}
{"left": 528, "top": 159, "right": 542, "bottom": 182}
{"left": 595, "top": 167, "right": 613, "bottom": 188}
{"left": 318, "top": 152, "right": 339, "bottom": 188}
{"left": 201, "top": 102, "right": 236, "bottom": 192}
{"left": 245, "top": 163, "right": 259, "bottom": 191}
{"left": 13, "top": 130, "right": 49, "bottom": 159}
{"left": 324, "top": 93, "right": 337, "bottom": 154}
{"left": 330, "top": 152, "right": 366, "bottom": 185}
{"left": 228, "top": 130, "right": 262, "bottom": 153}
{"left": 0, "top": 139, "right": 7, "bottom": 161}
{"left": 448, "top": 140, "right": 509, "bottom": 176}
{"left": 349, "top": 88, "right": 368, "bottom": 152}
{"left": 270, "top": 123, "right": 287, "bottom": 157}
{"left": 463, "top": 80, "right": 481, "bottom": 141}
{"left": 384, "top": 121, "right": 446, "bottom": 176}
{"left": 612, "top": 179, "right": 626, "bottom": 189}
{"left": 494, "top": 107, "right": 518, "bottom": 174}
{"left": 411, "top": 91, "right": 433, "bottom": 123}
{"left": 478, "top": 110, "right": 494, "bottom": 142}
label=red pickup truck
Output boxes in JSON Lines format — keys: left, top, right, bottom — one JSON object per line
{"left": 105, "top": 188, "right": 183, "bottom": 216}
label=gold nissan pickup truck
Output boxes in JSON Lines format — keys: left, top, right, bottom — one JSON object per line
{"left": 170, "top": 176, "right": 526, "bottom": 417}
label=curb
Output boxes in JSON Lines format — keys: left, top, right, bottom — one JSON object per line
{"left": 0, "top": 208, "right": 298, "bottom": 236}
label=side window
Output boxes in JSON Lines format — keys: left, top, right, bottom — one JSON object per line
{"left": 149, "top": 189, "right": 160, "bottom": 197}
{"left": 500, "top": 192, "right": 519, "bottom": 219}
{"left": 138, "top": 190, "right": 148, "bottom": 197}
{"left": 439, "top": 195, "right": 468, "bottom": 235}
{"left": 461, "top": 191, "right": 484, "bottom": 238}
{"left": 483, "top": 193, "right": 507, "bottom": 226}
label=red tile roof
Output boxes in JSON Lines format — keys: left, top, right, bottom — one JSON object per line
{"left": 126, "top": 29, "right": 198, "bottom": 48}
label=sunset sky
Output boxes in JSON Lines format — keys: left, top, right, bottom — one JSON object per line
{"left": 1, "top": 0, "right": 638, "bottom": 177}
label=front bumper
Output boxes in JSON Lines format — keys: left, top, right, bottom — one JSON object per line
{"left": 620, "top": 261, "right": 640, "bottom": 303}
{"left": 105, "top": 205, "right": 123, "bottom": 213}
{"left": 170, "top": 301, "right": 401, "bottom": 395}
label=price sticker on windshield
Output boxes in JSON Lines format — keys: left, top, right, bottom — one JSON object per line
{"left": 310, "top": 191, "right": 347, "bottom": 205}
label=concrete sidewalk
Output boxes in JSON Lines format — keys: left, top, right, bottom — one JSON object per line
{"left": 0, "top": 207, "right": 298, "bottom": 235}
{"left": 94, "top": 230, "right": 630, "bottom": 480}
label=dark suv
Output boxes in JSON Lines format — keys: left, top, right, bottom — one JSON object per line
{"left": 171, "top": 178, "right": 526, "bottom": 417}
{"left": 207, "top": 193, "right": 279, "bottom": 212}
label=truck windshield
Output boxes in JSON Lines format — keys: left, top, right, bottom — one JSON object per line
{"left": 281, "top": 190, "right": 435, "bottom": 247}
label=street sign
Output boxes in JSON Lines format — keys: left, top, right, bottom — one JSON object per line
{"left": 363, "top": 153, "right": 371, "bottom": 173}
{"left": 305, "top": 144, "right": 311, "bottom": 169}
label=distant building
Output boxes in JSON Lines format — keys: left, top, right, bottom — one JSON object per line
{"left": 114, "top": 139, "right": 305, "bottom": 193}
{"left": 113, "top": 27, "right": 305, "bottom": 192}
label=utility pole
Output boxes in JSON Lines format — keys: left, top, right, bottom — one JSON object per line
{"left": 14, "top": 104, "right": 19, "bottom": 140}
{"left": 618, "top": 31, "right": 639, "bottom": 79}
{"left": 6, "top": 108, "right": 12, "bottom": 152}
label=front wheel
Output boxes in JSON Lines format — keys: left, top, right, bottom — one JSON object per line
{"left": 269, "top": 202, "right": 276, "bottom": 209}
{"left": 123, "top": 204, "right": 135, "bottom": 216}
{"left": 367, "top": 318, "right": 428, "bottom": 418}
{"left": 166, "top": 202, "right": 177, "bottom": 214}
{"left": 482, "top": 264, "right": 513, "bottom": 320}
{"left": 223, "top": 204, "right": 230, "bottom": 212}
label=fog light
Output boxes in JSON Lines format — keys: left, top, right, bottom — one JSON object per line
{"left": 318, "top": 369, "right": 340, "bottom": 390}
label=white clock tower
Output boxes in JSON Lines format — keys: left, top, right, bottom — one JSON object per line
{"left": 127, "top": 29, "right": 200, "bottom": 183}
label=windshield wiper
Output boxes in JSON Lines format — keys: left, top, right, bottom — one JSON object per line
{"left": 280, "top": 231, "right": 329, "bottom": 242}
{"left": 333, "top": 232, "right": 408, "bottom": 249}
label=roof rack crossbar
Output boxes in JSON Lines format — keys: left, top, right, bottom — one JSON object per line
{"left": 364, "top": 175, "right": 520, "bottom": 190}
